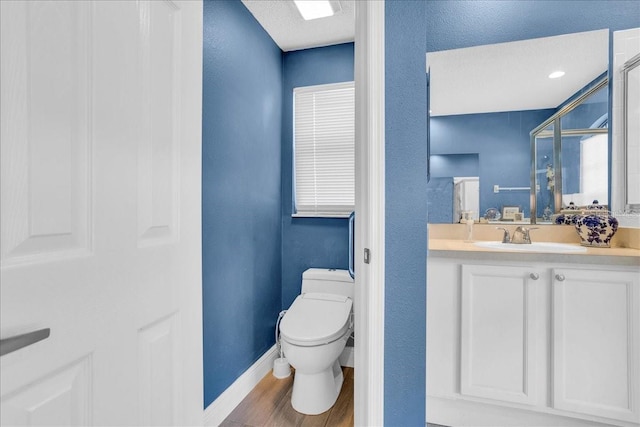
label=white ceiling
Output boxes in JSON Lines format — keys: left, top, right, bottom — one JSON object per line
{"left": 238, "top": 5, "right": 607, "bottom": 116}
{"left": 427, "top": 29, "right": 609, "bottom": 116}
{"left": 241, "top": 0, "right": 355, "bottom": 52}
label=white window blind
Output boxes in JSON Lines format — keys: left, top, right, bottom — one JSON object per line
{"left": 293, "top": 81, "right": 355, "bottom": 217}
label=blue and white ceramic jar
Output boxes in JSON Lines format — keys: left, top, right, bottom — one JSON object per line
{"left": 554, "top": 213, "right": 578, "bottom": 225}
{"left": 586, "top": 200, "right": 607, "bottom": 210}
{"left": 574, "top": 211, "right": 619, "bottom": 247}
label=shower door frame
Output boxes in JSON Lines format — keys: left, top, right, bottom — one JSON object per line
{"left": 529, "top": 76, "right": 609, "bottom": 224}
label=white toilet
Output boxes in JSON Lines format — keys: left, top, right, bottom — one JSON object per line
{"left": 279, "top": 268, "right": 354, "bottom": 415}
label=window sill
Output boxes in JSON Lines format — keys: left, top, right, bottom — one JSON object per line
{"left": 292, "top": 213, "right": 351, "bottom": 219}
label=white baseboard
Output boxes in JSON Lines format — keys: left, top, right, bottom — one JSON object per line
{"left": 203, "top": 345, "right": 279, "bottom": 426}
{"left": 340, "top": 345, "right": 354, "bottom": 368}
{"left": 428, "top": 395, "right": 626, "bottom": 427}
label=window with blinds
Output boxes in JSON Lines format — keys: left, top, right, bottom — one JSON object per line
{"left": 293, "top": 81, "right": 355, "bottom": 217}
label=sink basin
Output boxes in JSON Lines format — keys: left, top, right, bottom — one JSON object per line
{"left": 473, "top": 241, "right": 587, "bottom": 253}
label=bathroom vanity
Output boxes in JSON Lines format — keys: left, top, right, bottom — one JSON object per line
{"left": 426, "top": 224, "right": 640, "bottom": 427}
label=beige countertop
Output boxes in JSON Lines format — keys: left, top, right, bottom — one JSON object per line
{"left": 428, "top": 224, "right": 640, "bottom": 266}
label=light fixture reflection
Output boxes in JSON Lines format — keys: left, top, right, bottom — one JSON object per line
{"left": 548, "top": 70, "right": 566, "bottom": 79}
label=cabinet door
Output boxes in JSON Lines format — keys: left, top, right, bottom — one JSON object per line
{"left": 427, "top": 259, "right": 460, "bottom": 397}
{"left": 460, "top": 264, "right": 540, "bottom": 405}
{"left": 552, "top": 268, "right": 640, "bottom": 423}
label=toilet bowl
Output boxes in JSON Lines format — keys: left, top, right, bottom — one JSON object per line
{"left": 279, "top": 269, "right": 354, "bottom": 415}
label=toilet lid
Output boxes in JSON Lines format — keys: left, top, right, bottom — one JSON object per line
{"left": 280, "top": 293, "right": 352, "bottom": 346}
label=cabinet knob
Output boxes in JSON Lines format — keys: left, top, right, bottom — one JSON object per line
{"left": 529, "top": 273, "right": 539, "bottom": 280}
{"left": 555, "top": 274, "right": 565, "bottom": 281}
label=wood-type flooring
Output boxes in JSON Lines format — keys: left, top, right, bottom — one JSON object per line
{"left": 220, "top": 366, "right": 449, "bottom": 427}
{"left": 220, "top": 367, "right": 354, "bottom": 427}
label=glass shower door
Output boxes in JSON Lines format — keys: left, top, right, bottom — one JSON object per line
{"left": 533, "top": 125, "right": 555, "bottom": 222}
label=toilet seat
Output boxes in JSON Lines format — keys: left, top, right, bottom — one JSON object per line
{"left": 280, "top": 293, "right": 352, "bottom": 347}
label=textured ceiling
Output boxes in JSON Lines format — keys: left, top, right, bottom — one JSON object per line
{"left": 240, "top": 4, "right": 606, "bottom": 116}
{"left": 427, "top": 29, "right": 609, "bottom": 116}
{"left": 241, "top": 0, "right": 355, "bottom": 52}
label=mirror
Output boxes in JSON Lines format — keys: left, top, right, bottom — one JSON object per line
{"left": 427, "top": 175, "right": 479, "bottom": 223}
{"left": 530, "top": 76, "right": 609, "bottom": 223}
{"left": 427, "top": 153, "right": 479, "bottom": 223}
{"left": 622, "top": 53, "right": 640, "bottom": 210}
{"left": 611, "top": 28, "right": 640, "bottom": 227}
{"left": 426, "top": 29, "right": 609, "bottom": 224}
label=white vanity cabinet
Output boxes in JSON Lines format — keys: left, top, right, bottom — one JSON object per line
{"left": 427, "top": 255, "right": 640, "bottom": 427}
{"left": 460, "top": 264, "right": 540, "bottom": 406}
{"left": 551, "top": 267, "right": 640, "bottom": 423}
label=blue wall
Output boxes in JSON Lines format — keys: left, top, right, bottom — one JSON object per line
{"left": 384, "top": 0, "right": 640, "bottom": 424}
{"left": 385, "top": 2, "right": 428, "bottom": 425}
{"left": 430, "top": 154, "right": 479, "bottom": 180}
{"left": 202, "top": 0, "right": 283, "bottom": 407}
{"left": 281, "top": 43, "right": 354, "bottom": 309}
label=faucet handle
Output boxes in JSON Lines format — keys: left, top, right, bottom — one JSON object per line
{"left": 496, "top": 227, "right": 510, "bottom": 243}
{"left": 515, "top": 226, "right": 538, "bottom": 243}
{"left": 527, "top": 227, "right": 539, "bottom": 242}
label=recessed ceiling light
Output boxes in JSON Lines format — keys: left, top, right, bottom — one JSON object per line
{"left": 548, "top": 70, "right": 565, "bottom": 79}
{"left": 294, "top": 0, "right": 336, "bottom": 21}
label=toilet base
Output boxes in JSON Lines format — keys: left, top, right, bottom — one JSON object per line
{"left": 291, "top": 360, "right": 344, "bottom": 415}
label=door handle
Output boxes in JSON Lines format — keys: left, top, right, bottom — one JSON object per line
{"left": 0, "top": 328, "right": 50, "bottom": 356}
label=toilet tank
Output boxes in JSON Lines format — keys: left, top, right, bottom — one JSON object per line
{"left": 301, "top": 268, "right": 354, "bottom": 300}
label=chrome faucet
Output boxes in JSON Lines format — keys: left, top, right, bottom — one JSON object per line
{"left": 496, "top": 226, "right": 538, "bottom": 244}
{"left": 496, "top": 227, "right": 510, "bottom": 243}
{"left": 511, "top": 226, "right": 538, "bottom": 244}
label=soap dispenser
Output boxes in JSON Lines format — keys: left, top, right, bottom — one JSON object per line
{"left": 464, "top": 212, "right": 474, "bottom": 242}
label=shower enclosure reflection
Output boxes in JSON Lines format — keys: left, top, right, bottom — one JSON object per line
{"left": 530, "top": 76, "right": 609, "bottom": 223}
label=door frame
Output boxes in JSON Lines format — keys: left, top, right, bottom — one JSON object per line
{"left": 354, "top": 1, "right": 385, "bottom": 425}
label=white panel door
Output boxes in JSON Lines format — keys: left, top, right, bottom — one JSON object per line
{"left": 460, "top": 264, "right": 539, "bottom": 405}
{"left": 552, "top": 268, "right": 640, "bottom": 423}
{"left": 0, "top": 1, "right": 203, "bottom": 425}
